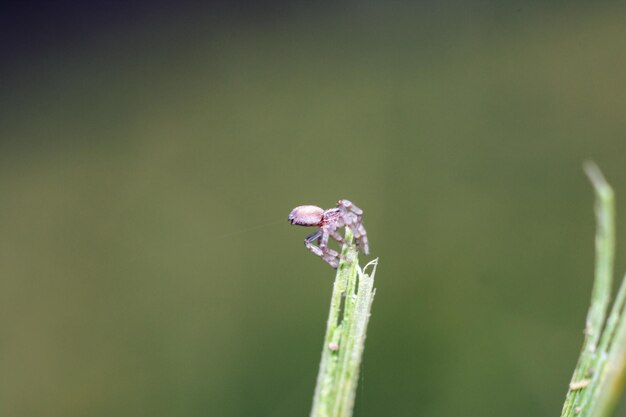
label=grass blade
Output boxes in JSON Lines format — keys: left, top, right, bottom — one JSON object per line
{"left": 561, "top": 162, "right": 615, "bottom": 417}
{"left": 310, "top": 228, "right": 378, "bottom": 417}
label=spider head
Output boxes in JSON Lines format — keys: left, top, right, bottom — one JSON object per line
{"left": 288, "top": 205, "right": 324, "bottom": 226}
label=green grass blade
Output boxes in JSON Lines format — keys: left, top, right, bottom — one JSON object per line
{"left": 310, "top": 228, "right": 378, "bottom": 417}
{"left": 561, "top": 162, "right": 615, "bottom": 417}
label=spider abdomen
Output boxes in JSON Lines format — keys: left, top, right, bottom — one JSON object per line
{"left": 288, "top": 205, "right": 324, "bottom": 226}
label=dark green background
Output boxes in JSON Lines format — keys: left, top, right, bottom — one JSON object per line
{"left": 2, "top": 2, "right": 626, "bottom": 416}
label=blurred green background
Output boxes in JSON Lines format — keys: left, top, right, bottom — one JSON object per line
{"left": 2, "top": 1, "right": 626, "bottom": 416}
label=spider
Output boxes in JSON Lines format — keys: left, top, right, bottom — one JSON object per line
{"left": 288, "top": 199, "right": 369, "bottom": 268}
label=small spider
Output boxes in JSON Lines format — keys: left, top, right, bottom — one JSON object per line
{"left": 288, "top": 199, "right": 369, "bottom": 268}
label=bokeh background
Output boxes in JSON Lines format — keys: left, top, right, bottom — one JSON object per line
{"left": 2, "top": 1, "right": 626, "bottom": 416}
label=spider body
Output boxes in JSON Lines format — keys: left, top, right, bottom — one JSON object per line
{"left": 288, "top": 199, "right": 369, "bottom": 268}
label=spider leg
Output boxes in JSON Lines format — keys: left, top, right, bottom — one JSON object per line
{"left": 337, "top": 200, "right": 369, "bottom": 255}
{"left": 337, "top": 199, "right": 363, "bottom": 216}
{"left": 353, "top": 223, "right": 369, "bottom": 255}
{"left": 304, "top": 230, "right": 323, "bottom": 256}
{"left": 343, "top": 222, "right": 368, "bottom": 255}
{"left": 319, "top": 227, "right": 340, "bottom": 268}
{"left": 329, "top": 228, "right": 345, "bottom": 245}
{"left": 304, "top": 229, "right": 339, "bottom": 268}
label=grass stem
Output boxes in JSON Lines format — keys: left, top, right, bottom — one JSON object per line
{"left": 310, "top": 228, "right": 378, "bottom": 417}
{"left": 560, "top": 162, "right": 626, "bottom": 417}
